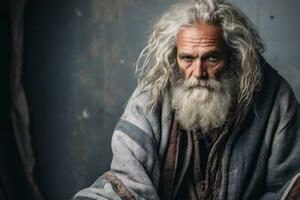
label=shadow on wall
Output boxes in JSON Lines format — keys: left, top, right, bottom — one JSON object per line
{"left": 23, "top": 0, "right": 173, "bottom": 199}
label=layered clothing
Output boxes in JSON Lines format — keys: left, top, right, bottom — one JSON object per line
{"left": 73, "top": 61, "right": 300, "bottom": 200}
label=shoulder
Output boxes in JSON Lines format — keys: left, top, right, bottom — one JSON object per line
{"left": 255, "top": 60, "right": 299, "bottom": 138}
{"left": 263, "top": 62, "right": 299, "bottom": 114}
{"left": 276, "top": 76, "right": 299, "bottom": 114}
{"left": 118, "top": 85, "right": 172, "bottom": 145}
{"left": 254, "top": 59, "right": 299, "bottom": 112}
{"left": 124, "top": 84, "right": 172, "bottom": 119}
{"left": 126, "top": 85, "right": 153, "bottom": 111}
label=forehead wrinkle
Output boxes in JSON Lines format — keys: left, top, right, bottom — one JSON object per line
{"left": 179, "top": 38, "right": 222, "bottom": 47}
{"left": 177, "top": 36, "right": 226, "bottom": 56}
{"left": 176, "top": 22, "right": 225, "bottom": 50}
{"left": 178, "top": 39, "right": 224, "bottom": 53}
{"left": 177, "top": 32, "right": 223, "bottom": 45}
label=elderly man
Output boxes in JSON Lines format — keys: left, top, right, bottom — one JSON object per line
{"left": 73, "top": 0, "right": 300, "bottom": 199}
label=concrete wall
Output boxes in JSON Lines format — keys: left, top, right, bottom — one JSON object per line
{"left": 229, "top": 0, "right": 300, "bottom": 101}
{"left": 23, "top": 0, "right": 300, "bottom": 199}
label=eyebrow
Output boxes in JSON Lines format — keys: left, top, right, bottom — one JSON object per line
{"left": 178, "top": 52, "right": 196, "bottom": 58}
{"left": 202, "top": 51, "right": 223, "bottom": 58}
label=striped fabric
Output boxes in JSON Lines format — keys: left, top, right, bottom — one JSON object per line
{"left": 73, "top": 86, "right": 173, "bottom": 200}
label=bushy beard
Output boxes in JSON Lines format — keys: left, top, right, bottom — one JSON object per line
{"left": 171, "top": 71, "right": 236, "bottom": 134}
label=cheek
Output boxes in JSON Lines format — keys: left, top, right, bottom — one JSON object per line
{"left": 209, "top": 62, "right": 227, "bottom": 78}
{"left": 177, "top": 59, "right": 192, "bottom": 78}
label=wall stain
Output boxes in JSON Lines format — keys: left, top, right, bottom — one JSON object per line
{"left": 89, "top": 0, "right": 129, "bottom": 111}
{"left": 91, "top": 0, "right": 129, "bottom": 24}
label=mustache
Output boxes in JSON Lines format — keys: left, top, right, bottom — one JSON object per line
{"left": 183, "top": 77, "right": 222, "bottom": 91}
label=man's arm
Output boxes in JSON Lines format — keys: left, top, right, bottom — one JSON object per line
{"left": 72, "top": 88, "right": 162, "bottom": 200}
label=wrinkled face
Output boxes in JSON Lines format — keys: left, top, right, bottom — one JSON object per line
{"left": 176, "top": 22, "right": 229, "bottom": 81}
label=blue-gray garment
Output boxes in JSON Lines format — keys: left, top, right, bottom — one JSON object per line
{"left": 73, "top": 62, "right": 300, "bottom": 200}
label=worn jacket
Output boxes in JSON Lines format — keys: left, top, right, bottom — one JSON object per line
{"left": 73, "top": 61, "right": 300, "bottom": 200}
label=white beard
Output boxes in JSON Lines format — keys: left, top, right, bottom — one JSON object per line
{"left": 171, "top": 73, "right": 236, "bottom": 134}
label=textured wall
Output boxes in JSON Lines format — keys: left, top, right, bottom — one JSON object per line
{"left": 23, "top": 0, "right": 300, "bottom": 199}
{"left": 24, "top": 0, "right": 174, "bottom": 199}
{"left": 229, "top": 0, "right": 300, "bottom": 101}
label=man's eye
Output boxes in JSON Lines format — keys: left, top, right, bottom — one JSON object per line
{"left": 207, "top": 55, "right": 219, "bottom": 62}
{"left": 183, "top": 56, "right": 193, "bottom": 62}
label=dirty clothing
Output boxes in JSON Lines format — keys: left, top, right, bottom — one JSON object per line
{"left": 73, "top": 61, "right": 300, "bottom": 200}
{"left": 173, "top": 129, "right": 228, "bottom": 200}
{"left": 160, "top": 117, "right": 228, "bottom": 200}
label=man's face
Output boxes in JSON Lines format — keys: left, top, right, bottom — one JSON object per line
{"left": 176, "top": 22, "right": 228, "bottom": 81}
{"left": 172, "top": 22, "right": 234, "bottom": 133}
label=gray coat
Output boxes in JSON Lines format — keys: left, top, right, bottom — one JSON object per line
{"left": 73, "top": 62, "right": 300, "bottom": 200}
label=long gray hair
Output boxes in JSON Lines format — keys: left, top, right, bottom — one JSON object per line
{"left": 136, "top": 0, "right": 264, "bottom": 111}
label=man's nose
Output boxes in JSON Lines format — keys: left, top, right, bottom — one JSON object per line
{"left": 193, "top": 58, "right": 206, "bottom": 79}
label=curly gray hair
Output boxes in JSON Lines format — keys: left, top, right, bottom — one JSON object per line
{"left": 136, "top": 0, "right": 264, "bottom": 111}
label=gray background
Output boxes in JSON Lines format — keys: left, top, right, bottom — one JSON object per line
{"left": 22, "top": 0, "right": 300, "bottom": 199}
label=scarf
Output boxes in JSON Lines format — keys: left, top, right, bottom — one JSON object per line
{"left": 159, "top": 114, "right": 229, "bottom": 200}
